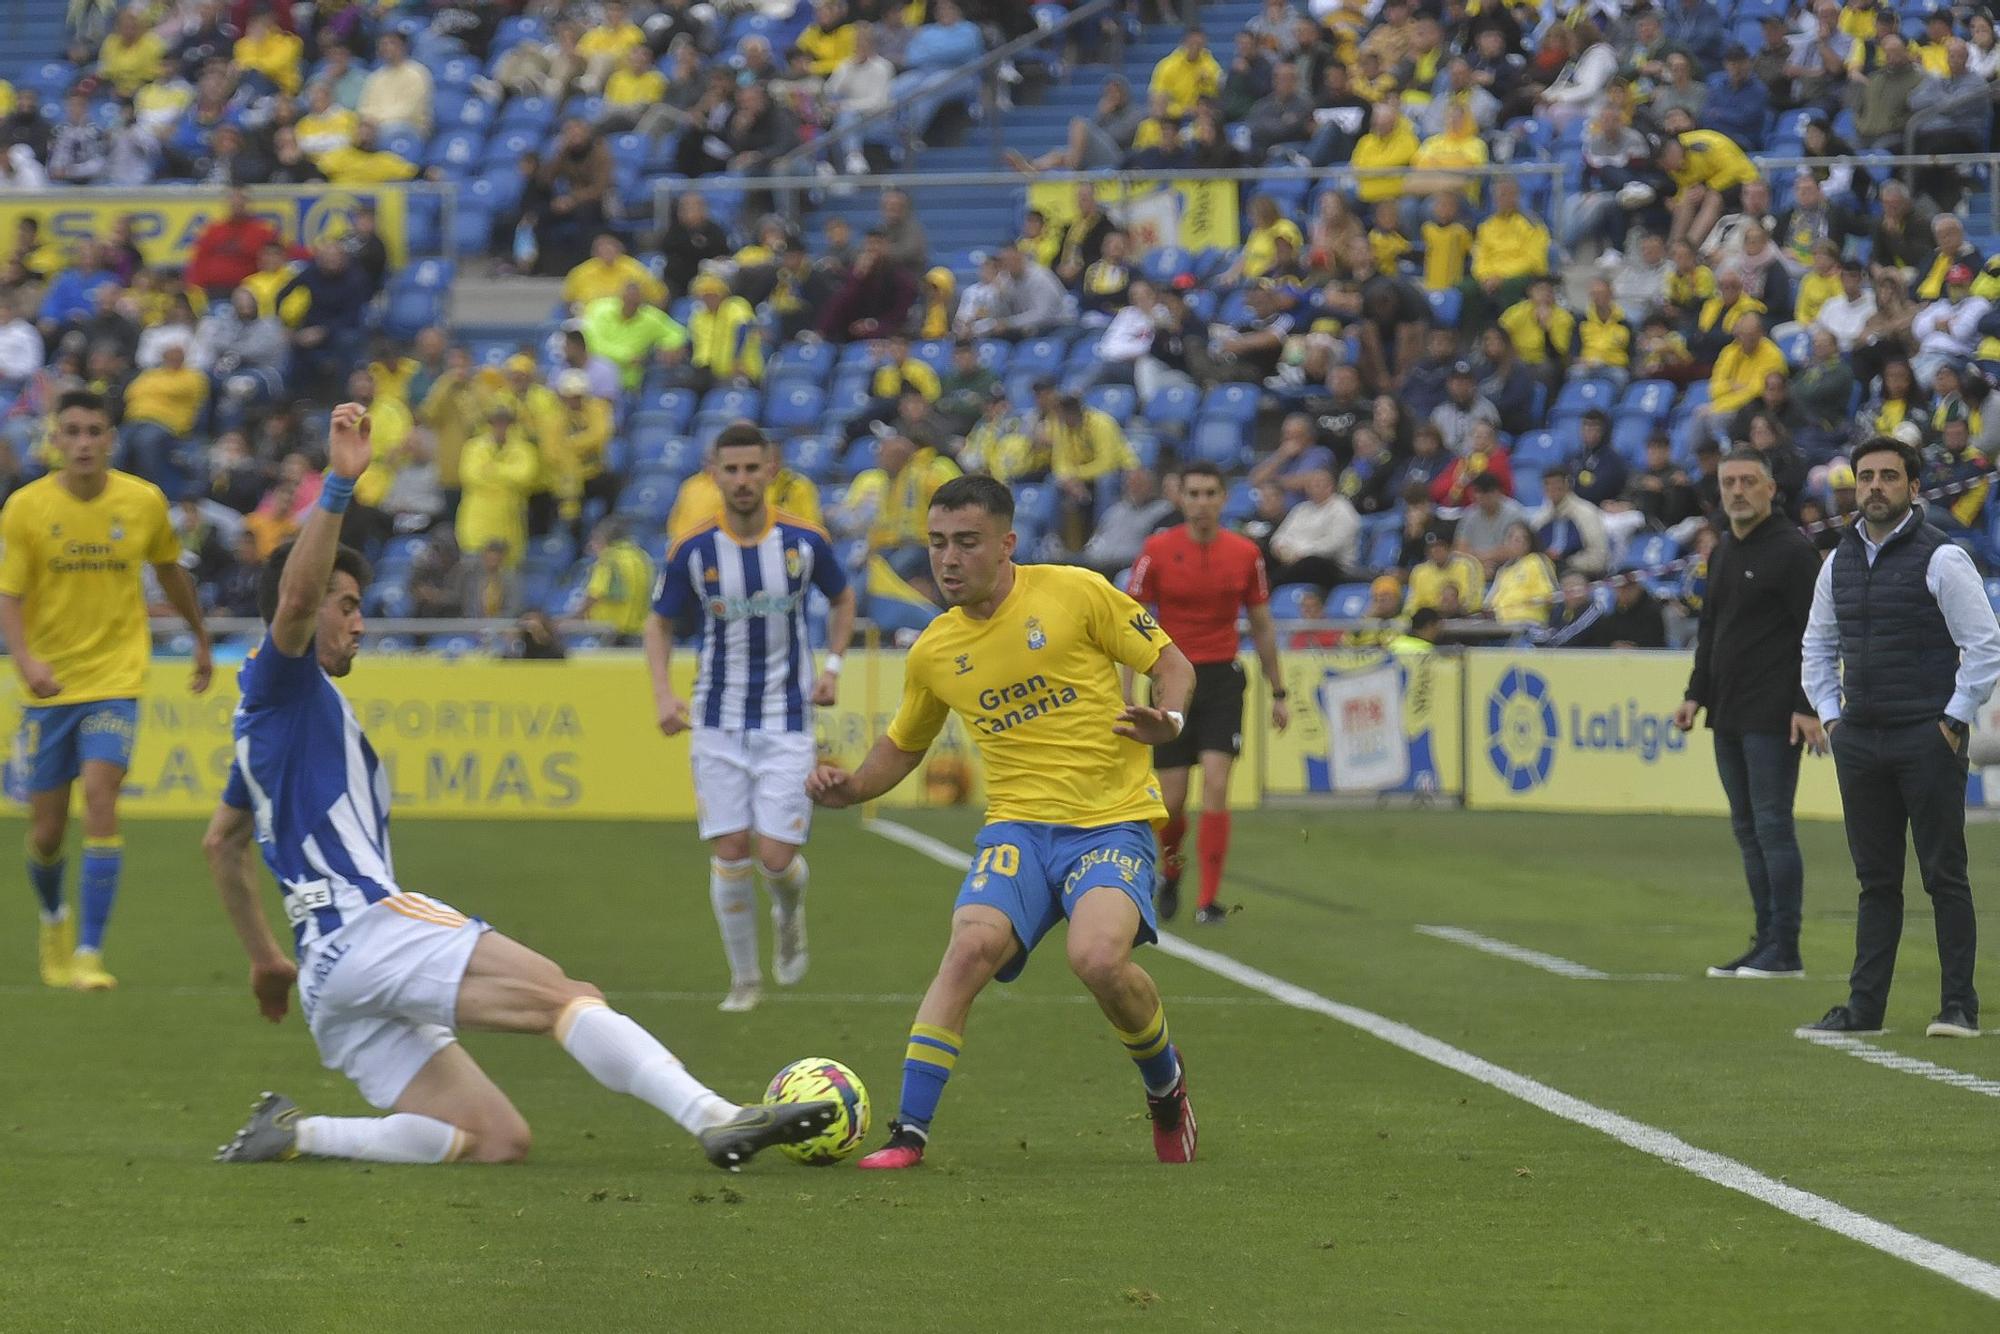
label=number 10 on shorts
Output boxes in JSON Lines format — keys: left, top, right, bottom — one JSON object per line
{"left": 975, "top": 844, "right": 1020, "bottom": 877}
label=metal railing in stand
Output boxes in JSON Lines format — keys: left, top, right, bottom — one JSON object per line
{"left": 661, "top": 160, "right": 1571, "bottom": 248}
{"left": 1752, "top": 151, "right": 2000, "bottom": 223}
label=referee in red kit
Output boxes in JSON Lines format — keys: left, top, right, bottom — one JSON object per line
{"left": 1127, "top": 461, "right": 1289, "bottom": 923}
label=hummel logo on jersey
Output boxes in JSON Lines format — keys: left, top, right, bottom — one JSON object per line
{"left": 1025, "top": 617, "right": 1046, "bottom": 650}
{"left": 954, "top": 654, "right": 974, "bottom": 675}
{"left": 1128, "top": 611, "right": 1160, "bottom": 641}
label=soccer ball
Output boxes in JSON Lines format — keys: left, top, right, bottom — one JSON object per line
{"left": 763, "top": 1058, "right": 870, "bottom": 1165}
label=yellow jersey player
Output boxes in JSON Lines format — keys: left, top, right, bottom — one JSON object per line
{"left": 0, "top": 389, "right": 212, "bottom": 990}
{"left": 807, "top": 475, "right": 1200, "bottom": 1167}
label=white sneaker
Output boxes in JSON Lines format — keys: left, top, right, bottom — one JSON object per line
{"left": 773, "top": 906, "right": 809, "bottom": 987}
{"left": 718, "top": 981, "right": 762, "bottom": 1013}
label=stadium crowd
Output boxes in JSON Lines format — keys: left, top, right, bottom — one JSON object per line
{"left": 3, "top": 0, "right": 2000, "bottom": 651}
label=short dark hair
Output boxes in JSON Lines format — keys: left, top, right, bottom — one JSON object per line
{"left": 1470, "top": 472, "right": 1503, "bottom": 494}
{"left": 54, "top": 387, "right": 110, "bottom": 420}
{"left": 1409, "top": 607, "right": 1443, "bottom": 633}
{"left": 929, "top": 473, "right": 1014, "bottom": 521}
{"left": 1852, "top": 435, "right": 1923, "bottom": 481}
{"left": 713, "top": 419, "right": 769, "bottom": 453}
{"left": 257, "top": 541, "right": 373, "bottom": 623}
{"left": 1179, "top": 460, "right": 1225, "bottom": 487}
{"left": 1719, "top": 446, "right": 1772, "bottom": 476}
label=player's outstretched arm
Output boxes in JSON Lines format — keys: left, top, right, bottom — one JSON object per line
{"left": 1244, "top": 603, "right": 1289, "bottom": 733}
{"left": 812, "top": 585, "right": 858, "bottom": 707}
{"left": 152, "top": 562, "right": 214, "bottom": 694}
{"left": 270, "top": 402, "right": 372, "bottom": 658}
{"left": 806, "top": 734, "right": 926, "bottom": 808}
{"left": 201, "top": 803, "right": 296, "bottom": 1023}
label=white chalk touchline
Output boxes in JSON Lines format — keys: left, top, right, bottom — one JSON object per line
{"left": 1798, "top": 1032, "right": 2000, "bottom": 1098}
{"left": 0, "top": 984, "right": 1275, "bottom": 1008}
{"left": 866, "top": 816, "right": 2000, "bottom": 1304}
{"left": 1415, "top": 924, "right": 1613, "bottom": 979}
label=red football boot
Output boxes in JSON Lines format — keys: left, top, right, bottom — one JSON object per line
{"left": 856, "top": 1122, "right": 927, "bottom": 1170}
{"left": 1147, "top": 1062, "right": 1197, "bottom": 1164}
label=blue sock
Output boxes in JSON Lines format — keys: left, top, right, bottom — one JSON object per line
{"left": 1118, "top": 1005, "right": 1182, "bottom": 1096}
{"left": 26, "top": 840, "right": 64, "bottom": 919}
{"left": 898, "top": 1022, "right": 962, "bottom": 1137}
{"left": 78, "top": 837, "right": 122, "bottom": 952}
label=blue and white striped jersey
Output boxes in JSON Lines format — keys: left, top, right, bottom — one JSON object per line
{"left": 651, "top": 514, "right": 848, "bottom": 732}
{"left": 223, "top": 632, "right": 400, "bottom": 956}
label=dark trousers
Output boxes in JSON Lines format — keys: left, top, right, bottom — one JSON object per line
{"left": 1712, "top": 729, "right": 1804, "bottom": 950}
{"left": 1831, "top": 719, "right": 1978, "bottom": 1021}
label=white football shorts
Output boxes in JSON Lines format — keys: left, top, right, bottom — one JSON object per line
{"left": 298, "top": 894, "right": 491, "bottom": 1110}
{"left": 689, "top": 726, "right": 819, "bottom": 844}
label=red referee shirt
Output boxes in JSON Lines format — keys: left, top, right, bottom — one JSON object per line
{"left": 1127, "top": 525, "right": 1270, "bottom": 665}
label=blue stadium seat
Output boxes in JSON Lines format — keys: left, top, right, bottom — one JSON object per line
{"left": 1365, "top": 526, "right": 1401, "bottom": 570}
{"left": 531, "top": 531, "right": 575, "bottom": 566}
{"left": 837, "top": 341, "right": 882, "bottom": 372}
{"left": 912, "top": 339, "right": 953, "bottom": 372}
{"left": 972, "top": 340, "right": 1010, "bottom": 373}
{"left": 433, "top": 54, "right": 480, "bottom": 88}
{"left": 1552, "top": 377, "right": 1618, "bottom": 419}
{"left": 404, "top": 193, "right": 442, "bottom": 256}
{"left": 631, "top": 431, "right": 698, "bottom": 473}
{"left": 1985, "top": 576, "right": 2000, "bottom": 613}
{"left": 426, "top": 128, "right": 483, "bottom": 175}
{"left": 1140, "top": 246, "right": 1195, "bottom": 284}
{"left": 765, "top": 383, "right": 826, "bottom": 432}
{"left": 1269, "top": 584, "right": 1317, "bottom": 619}
{"left": 483, "top": 126, "right": 537, "bottom": 169}
{"left": 768, "top": 340, "right": 834, "bottom": 384}
{"left": 1327, "top": 584, "right": 1374, "bottom": 619}
{"left": 494, "top": 15, "right": 548, "bottom": 52}
{"left": 1513, "top": 468, "right": 1545, "bottom": 509}
{"left": 1008, "top": 337, "right": 1066, "bottom": 379}
{"left": 1201, "top": 384, "right": 1260, "bottom": 423}
{"left": 401, "top": 258, "right": 455, "bottom": 291}
{"left": 1013, "top": 482, "right": 1060, "bottom": 530}
{"left": 383, "top": 289, "right": 440, "bottom": 339}
{"left": 498, "top": 95, "right": 554, "bottom": 130}
{"left": 636, "top": 389, "right": 698, "bottom": 429}
{"left": 379, "top": 128, "right": 425, "bottom": 165}
{"left": 1128, "top": 432, "right": 1162, "bottom": 470}
{"left": 1611, "top": 414, "right": 1655, "bottom": 465}
{"left": 1426, "top": 287, "right": 1463, "bottom": 328}
{"left": 1779, "top": 328, "right": 1811, "bottom": 366}
{"left": 1511, "top": 429, "right": 1569, "bottom": 472}
{"left": 1618, "top": 379, "right": 1677, "bottom": 421}
{"left": 784, "top": 435, "right": 834, "bottom": 480}
{"left": 454, "top": 205, "right": 492, "bottom": 258}
{"left": 1190, "top": 417, "right": 1249, "bottom": 468}
{"left": 1144, "top": 383, "right": 1200, "bottom": 433}
{"left": 1084, "top": 384, "right": 1136, "bottom": 424}
{"left": 1222, "top": 480, "right": 1257, "bottom": 523}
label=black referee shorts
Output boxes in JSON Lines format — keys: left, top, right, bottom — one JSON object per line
{"left": 1153, "top": 660, "right": 1247, "bottom": 770}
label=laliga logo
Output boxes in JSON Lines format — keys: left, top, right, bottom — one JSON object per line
{"left": 1486, "top": 665, "right": 1685, "bottom": 792}
{"left": 1486, "top": 667, "right": 1556, "bottom": 792}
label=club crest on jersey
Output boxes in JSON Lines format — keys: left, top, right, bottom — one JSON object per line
{"left": 785, "top": 547, "right": 802, "bottom": 580}
{"left": 954, "top": 653, "right": 974, "bottom": 675}
{"left": 109, "top": 520, "right": 124, "bottom": 542}
{"left": 703, "top": 566, "right": 720, "bottom": 585}
{"left": 1025, "top": 617, "right": 1046, "bottom": 650}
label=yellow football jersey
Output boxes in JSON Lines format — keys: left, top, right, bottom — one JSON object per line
{"left": 886, "top": 564, "right": 1170, "bottom": 828}
{"left": 0, "top": 472, "right": 179, "bottom": 706}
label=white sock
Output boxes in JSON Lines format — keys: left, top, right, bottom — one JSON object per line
{"left": 764, "top": 854, "right": 808, "bottom": 916}
{"left": 557, "top": 998, "right": 735, "bottom": 1135}
{"left": 295, "top": 1113, "right": 462, "bottom": 1164}
{"left": 710, "top": 857, "right": 760, "bottom": 985}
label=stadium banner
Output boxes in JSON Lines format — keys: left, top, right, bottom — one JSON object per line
{"left": 1258, "top": 648, "right": 1463, "bottom": 799}
{"left": 1026, "top": 179, "right": 1241, "bottom": 254}
{"left": 1462, "top": 649, "right": 1846, "bottom": 819}
{"left": 0, "top": 184, "right": 410, "bottom": 268}
{"left": 0, "top": 651, "right": 978, "bottom": 821}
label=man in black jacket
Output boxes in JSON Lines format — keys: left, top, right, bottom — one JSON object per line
{"left": 1674, "top": 448, "right": 1825, "bottom": 979}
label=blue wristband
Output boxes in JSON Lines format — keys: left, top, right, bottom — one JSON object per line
{"left": 318, "top": 474, "right": 355, "bottom": 514}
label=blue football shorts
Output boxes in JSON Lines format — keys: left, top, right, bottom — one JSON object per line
{"left": 15, "top": 698, "right": 139, "bottom": 794}
{"left": 954, "top": 819, "right": 1160, "bottom": 982}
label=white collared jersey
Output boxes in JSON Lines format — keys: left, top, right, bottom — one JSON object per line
{"left": 650, "top": 514, "right": 848, "bottom": 732}
{"left": 224, "top": 632, "right": 402, "bottom": 955}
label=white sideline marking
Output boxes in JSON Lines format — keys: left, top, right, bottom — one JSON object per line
{"left": 865, "top": 817, "right": 2000, "bottom": 1303}
{"left": 1415, "top": 925, "right": 1612, "bottom": 979}
{"left": 1798, "top": 1033, "right": 2000, "bottom": 1098}
{"left": 0, "top": 984, "right": 1276, "bottom": 1008}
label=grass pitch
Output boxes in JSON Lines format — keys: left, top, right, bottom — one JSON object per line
{"left": 7, "top": 807, "right": 2000, "bottom": 1332}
